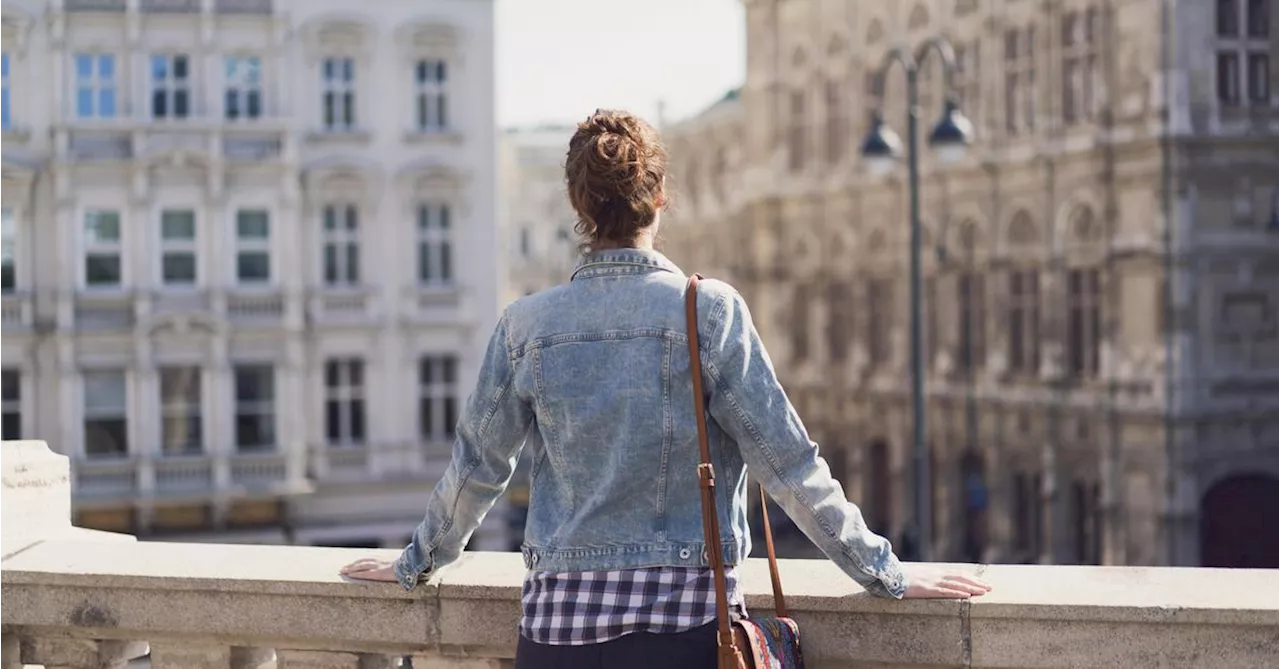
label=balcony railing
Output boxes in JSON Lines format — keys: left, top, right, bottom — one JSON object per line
{"left": 63, "top": 0, "right": 127, "bottom": 11}
{"left": 3, "top": 540, "right": 1278, "bottom": 668}
{"left": 308, "top": 289, "right": 376, "bottom": 324}
{"left": 0, "top": 291, "right": 32, "bottom": 331}
{"left": 215, "top": 0, "right": 272, "bottom": 13}
{"left": 226, "top": 290, "right": 286, "bottom": 325}
{"left": 72, "top": 452, "right": 302, "bottom": 502}
{"left": 4, "top": 440, "right": 1278, "bottom": 668}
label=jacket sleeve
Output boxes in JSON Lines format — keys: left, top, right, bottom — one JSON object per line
{"left": 700, "top": 286, "right": 907, "bottom": 599}
{"left": 394, "top": 311, "right": 533, "bottom": 589}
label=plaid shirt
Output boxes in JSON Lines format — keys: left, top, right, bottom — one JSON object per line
{"left": 519, "top": 566, "right": 746, "bottom": 645}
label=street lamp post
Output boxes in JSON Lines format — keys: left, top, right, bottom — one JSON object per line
{"left": 860, "top": 38, "right": 974, "bottom": 563}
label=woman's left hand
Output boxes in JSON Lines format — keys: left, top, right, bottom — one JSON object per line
{"left": 340, "top": 557, "right": 399, "bottom": 583}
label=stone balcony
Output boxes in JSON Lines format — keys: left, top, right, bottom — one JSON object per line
{"left": 2, "top": 441, "right": 1278, "bottom": 669}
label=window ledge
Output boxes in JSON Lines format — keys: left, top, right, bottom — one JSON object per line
{"left": 306, "top": 129, "right": 373, "bottom": 144}
{"left": 403, "top": 129, "right": 463, "bottom": 145}
{"left": 2, "top": 126, "right": 32, "bottom": 142}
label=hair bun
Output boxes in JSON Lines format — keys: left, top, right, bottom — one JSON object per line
{"left": 564, "top": 110, "right": 668, "bottom": 252}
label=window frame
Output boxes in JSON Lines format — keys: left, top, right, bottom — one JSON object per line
{"left": 74, "top": 52, "right": 118, "bottom": 120}
{"left": 82, "top": 369, "right": 129, "bottom": 459}
{"left": 1, "top": 368, "right": 21, "bottom": 440}
{"left": 1003, "top": 26, "right": 1037, "bottom": 135}
{"left": 158, "top": 365, "right": 203, "bottom": 456}
{"left": 1007, "top": 269, "right": 1042, "bottom": 376}
{"left": 413, "top": 58, "right": 449, "bottom": 132}
{"left": 324, "top": 358, "right": 366, "bottom": 447}
{"left": 1, "top": 51, "right": 10, "bottom": 130}
{"left": 82, "top": 208, "right": 125, "bottom": 289}
{"left": 1, "top": 206, "right": 15, "bottom": 293}
{"left": 956, "top": 271, "right": 987, "bottom": 374}
{"left": 234, "top": 208, "right": 272, "bottom": 284}
{"left": 1065, "top": 267, "right": 1102, "bottom": 379}
{"left": 150, "top": 52, "right": 192, "bottom": 120}
{"left": 321, "top": 56, "right": 357, "bottom": 132}
{"left": 233, "top": 363, "right": 276, "bottom": 452}
{"left": 224, "top": 54, "right": 263, "bottom": 121}
{"left": 418, "top": 354, "right": 459, "bottom": 442}
{"left": 416, "top": 202, "right": 454, "bottom": 287}
{"left": 1217, "top": 0, "right": 1274, "bottom": 108}
{"left": 321, "top": 203, "right": 361, "bottom": 287}
{"left": 158, "top": 208, "right": 198, "bottom": 287}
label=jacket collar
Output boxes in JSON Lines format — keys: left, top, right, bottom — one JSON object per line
{"left": 569, "top": 248, "right": 682, "bottom": 281}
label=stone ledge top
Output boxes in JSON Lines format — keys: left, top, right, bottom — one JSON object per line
{"left": 2, "top": 540, "right": 1276, "bottom": 626}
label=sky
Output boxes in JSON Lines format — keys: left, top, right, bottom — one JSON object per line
{"left": 495, "top": 0, "right": 746, "bottom": 129}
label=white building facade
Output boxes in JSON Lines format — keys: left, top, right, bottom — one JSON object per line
{"left": 498, "top": 126, "right": 578, "bottom": 303}
{"left": 1, "top": 0, "right": 508, "bottom": 550}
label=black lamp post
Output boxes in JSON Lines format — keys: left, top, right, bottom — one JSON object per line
{"left": 860, "top": 39, "right": 974, "bottom": 562}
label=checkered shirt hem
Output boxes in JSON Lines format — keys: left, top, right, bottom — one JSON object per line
{"left": 518, "top": 566, "right": 746, "bottom": 646}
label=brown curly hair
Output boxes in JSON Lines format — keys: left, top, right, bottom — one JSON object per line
{"left": 564, "top": 109, "right": 668, "bottom": 252}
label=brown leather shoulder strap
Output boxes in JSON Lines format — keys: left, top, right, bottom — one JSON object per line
{"left": 684, "top": 275, "right": 787, "bottom": 625}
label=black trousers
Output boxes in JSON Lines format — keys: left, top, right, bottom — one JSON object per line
{"left": 515, "top": 622, "right": 718, "bottom": 669}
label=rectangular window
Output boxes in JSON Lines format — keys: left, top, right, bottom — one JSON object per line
{"left": 225, "top": 56, "right": 262, "bottom": 120}
{"left": 788, "top": 90, "right": 806, "bottom": 172}
{"left": 1, "top": 52, "right": 9, "bottom": 130}
{"left": 957, "top": 273, "right": 986, "bottom": 373}
{"left": 1247, "top": 0, "right": 1270, "bottom": 38}
{"left": 159, "top": 366, "right": 202, "bottom": 455}
{"left": 322, "top": 204, "right": 360, "bottom": 286}
{"left": 1218, "top": 0, "right": 1241, "bottom": 37}
{"left": 160, "top": 209, "right": 197, "bottom": 285}
{"left": 865, "top": 278, "right": 893, "bottom": 368}
{"left": 234, "top": 364, "right": 275, "bottom": 451}
{"left": 75, "top": 53, "right": 117, "bottom": 119}
{"left": 1, "top": 207, "right": 15, "bottom": 292}
{"left": 1247, "top": 52, "right": 1270, "bottom": 104}
{"left": 414, "top": 59, "right": 448, "bottom": 131}
{"left": 235, "top": 209, "right": 271, "bottom": 283}
{"left": 2, "top": 369, "right": 20, "bottom": 440}
{"left": 924, "top": 276, "right": 938, "bottom": 367}
{"left": 84, "top": 210, "right": 123, "bottom": 287}
{"left": 1008, "top": 270, "right": 1041, "bottom": 375}
{"left": 324, "top": 358, "right": 365, "bottom": 446}
{"left": 1218, "top": 52, "right": 1241, "bottom": 105}
{"left": 83, "top": 370, "right": 128, "bottom": 458}
{"left": 417, "top": 203, "right": 453, "bottom": 286}
{"left": 824, "top": 79, "right": 845, "bottom": 165}
{"left": 419, "top": 355, "right": 459, "bottom": 441}
{"left": 1066, "top": 268, "right": 1101, "bottom": 378}
{"left": 322, "top": 57, "right": 356, "bottom": 131}
{"left": 954, "top": 41, "right": 981, "bottom": 131}
{"left": 826, "top": 282, "right": 854, "bottom": 363}
{"left": 151, "top": 54, "right": 191, "bottom": 119}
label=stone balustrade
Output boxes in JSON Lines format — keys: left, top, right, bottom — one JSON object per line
{"left": 2, "top": 441, "right": 1277, "bottom": 668}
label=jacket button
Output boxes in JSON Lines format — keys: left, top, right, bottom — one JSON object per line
{"left": 679, "top": 548, "right": 691, "bottom": 559}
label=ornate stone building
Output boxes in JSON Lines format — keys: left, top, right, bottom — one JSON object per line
{"left": 662, "top": 0, "right": 1277, "bottom": 567}
{"left": 1, "top": 0, "right": 508, "bottom": 550}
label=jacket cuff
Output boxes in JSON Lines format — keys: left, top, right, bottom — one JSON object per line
{"left": 862, "top": 553, "right": 907, "bottom": 599}
{"left": 394, "top": 544, "right": 433, "bottom": 591}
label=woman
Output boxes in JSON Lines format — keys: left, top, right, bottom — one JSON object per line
{"left": 341, "top": 109, "right": 990, "bottom": 667}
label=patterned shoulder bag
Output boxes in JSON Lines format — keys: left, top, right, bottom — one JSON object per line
{"left": 685, "top": 274, "right": 806, "bottom": 669}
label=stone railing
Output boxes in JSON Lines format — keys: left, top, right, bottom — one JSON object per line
{"left": 3, "top": 441, "right": 1278, "bottom": 669}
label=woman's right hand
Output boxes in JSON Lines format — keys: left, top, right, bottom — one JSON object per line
{"left": 901, "top": 566, "right": 992, "bottom": 599}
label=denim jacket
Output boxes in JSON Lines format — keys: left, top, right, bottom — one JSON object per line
{"left": 394, "top": 248, "right": 907, "bottom": 598}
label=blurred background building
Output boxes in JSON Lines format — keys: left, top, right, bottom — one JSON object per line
{"left": 0, "top": 0, "right": 510, "bottom": 550}
{"left": 499, "top": 125, "right": 578, "bottom": 303}
{"left": 662, "top": 0, "right": 1278, "bottom": 568}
